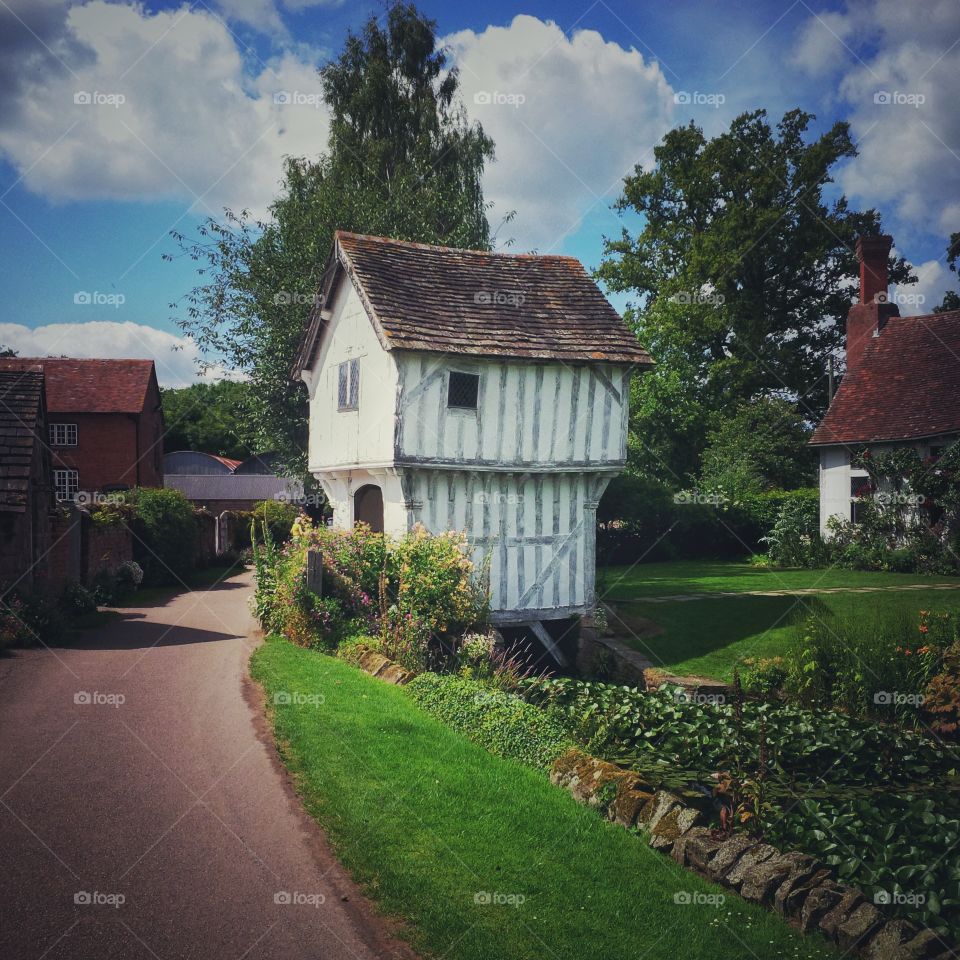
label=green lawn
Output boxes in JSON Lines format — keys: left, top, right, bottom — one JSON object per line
{"left": 598, "top": 560, "right": 958, "bottom": 600}
{"left": 598, "top": 562, "right": 960, "bottom": 681}
{"left": 250, "top": 636, "right": 834, "bottom": 960}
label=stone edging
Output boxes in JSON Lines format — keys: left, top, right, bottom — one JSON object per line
{"left": 550, "top": 749, "right": 953, "bottom": 959}
{"left": 347, "top": 646, "right": 414, "bottom": 686}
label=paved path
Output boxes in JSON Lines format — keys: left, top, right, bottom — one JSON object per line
{"left": 613, "top": 582, "right": 960, "bottom": 604}
{"left": 0, "top": 570, "right": 414, "bottom": 960}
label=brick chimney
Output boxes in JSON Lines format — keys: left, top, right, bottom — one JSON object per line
{"left": 845, "top": 235, "right": 898, "bottom": 375}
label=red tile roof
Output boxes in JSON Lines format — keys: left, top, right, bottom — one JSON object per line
{"left": 295, "top": 232, "right": 652, "bottom": 371}
{"left": 0, "top": 358, "right": 156, "bottom": 414}
{"left": 811, "top": 310, "right": 960, "bottom": 445}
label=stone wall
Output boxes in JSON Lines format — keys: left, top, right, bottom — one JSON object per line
{"left": 82, "top": 516, "right": 133, "bottom": 584}
{"left": 552, "top": 749, "right": 953, "bottom": 959}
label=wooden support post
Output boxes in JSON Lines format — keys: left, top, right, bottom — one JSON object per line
{"left": 527, "top": 620, "right": 569, "bottom": 667}
{"left": 306, "top": 548, "right": 323, "bottom": 596}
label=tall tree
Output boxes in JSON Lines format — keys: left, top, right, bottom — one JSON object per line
{"left": 160, "top": 381, "right": 254, "bottom": 461}
{"left": 599, "top": 109, "right": 914, "bottom": 483}
{"left": 169, "top": 2, "right": 494, "bottom": 478}
{"left": 934, "top": 231, "right": 960, "bottom": 312}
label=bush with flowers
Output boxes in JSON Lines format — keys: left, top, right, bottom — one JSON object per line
{"left": 252, "top": 515, "right": 488, "bottom": 671}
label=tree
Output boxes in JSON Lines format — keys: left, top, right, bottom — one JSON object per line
{"left": 699, "top": 396, "right": 816, "bottom": 498}
{"left": 599, "top": 109, "right": 914, "bottom": 483}
{"left": 934, "top": 231, "right": 960, "bottom": 313}
{"left": 160, "top": 380, "right": 254, "bottom": 460}
{"left": 169, "top": 2, "right": 495, "bottom": 478}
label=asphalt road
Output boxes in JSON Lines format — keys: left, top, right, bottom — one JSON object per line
{"left": 0, "top": 570, "right": 415, "bottom": 960}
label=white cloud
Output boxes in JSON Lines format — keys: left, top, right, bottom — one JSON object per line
{"left": 891, "top": 257, "right": 958, "bottom": 315}
{"left": 792, "top": 0, "right": 960, "bottom": 240}
{"left": 0, "top": 0, "right": 331, "bottom": 218}
{"left": 444, "top": 16, "right": 674, "bottom": 251}
{"left": 0, "top": 321, "right": 237, "bottom": 387}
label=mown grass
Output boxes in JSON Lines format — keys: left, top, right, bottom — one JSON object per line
{"left": 250, "top": 636, "right": 835, "bottom": 960}
{"left": 611, "top": 586, "right": 960, "bottom": 681}
{"left": 598, "top": 560, "right": 958, "bottom": 600}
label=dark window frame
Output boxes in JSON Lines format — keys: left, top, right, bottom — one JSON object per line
{"left": 447, "top": 370, "right": 480, "bottom": 410}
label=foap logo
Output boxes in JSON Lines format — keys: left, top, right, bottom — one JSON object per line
{"left": 674, "top": 91, "right": 725, "bottom": 108}
{"left": 673, "top": 490, "right": 728, "bottom": 507}
{"left": 474, "top": 491, "right": 524, "bottom": 506}
{"left": 473, "top": 90, "right": 525, "bottom": 108}
{"left": 74, "top": 691, "right": 126, "bottom": 708}
{"left": 874, "top": 290, "right": 926, "bottom": 309}
{"left": 274, "top": 891, "right": 326, "bottom": 907}
{"left": 273, "top": 90, "right": 323, "bottom": 109}
{"left": 74, "top": 491, "right": 125, "bottom": 507}
{"left": 874, "top": 890, "right": 926, "bottom": 907}
{"left": 673, "top": 688, "right": 726, "bottom": 706}
{"left": 273, "top": 291, "right": 320, "bottom": 306}
{"left": 874, "top": 691, "right": 925, "bottom": 707}
{"left": 74, "top": 291, "right": 125, "bottom": 309}
{"left": 673, "top": 891, "right": 724, "bottom": 907}
{"left": 474, "top": 289, "right": 525, "bottom": 307}
{"left": 874, "top": 90, "right": 925, "bottom": 108}
{"left": 874, "top": 491, "right": 925, "bottom": 507}
{"left": 73, "top": 90, "right": 126, "bottom": 108}
{"left": 273, "top": 691, "right": 325, "bottom": 707}
{"left": 74, "top": 891, "right": 125, "bottom": 908}
{"left": 669, "top": 290, "right": 724, "bottom": 306}
{"left": 473, "top": 891, "right": 526, "bottom": 908}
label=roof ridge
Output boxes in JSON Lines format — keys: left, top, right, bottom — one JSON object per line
{"left": 334, "top": 230, "right": 582, "bottom": 263}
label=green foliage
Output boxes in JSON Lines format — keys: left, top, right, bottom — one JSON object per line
{"left": 700, "top": 397, "right": 816, "bottom": 498}
{"left": 597, "top": 475, "right": 818, "bottom": 563}
{"left": 761, "top": 494, "right": 824, "bottom": 567}
{"left": 407, "top": 673, "right": 571, "bottom": 769}
{"left": 783, "top": 610, "right": 948, "bottom": 723}
{"left": 170, "top": 2, "right": 495, "bottom": 478}
{"left": 0, "top": 591, "right": 66, "bottom": 648}
{"left": 160, "top": 380, "right": 254, "bottom": 460}
{"left": 122, "top": 487, "right": 199, "bottom": 585}
{"left": 737, "top": 656, "right": 787, "bottom": 697}
{"left": 252, "top": 519, "right": 487, "bottom": 668}
{"left": 250, "top": 500, "right": 299, "bottom": 544}
{"left": 519, "top": 673, "right": 960, "bottom": 936}
{"left": 599, "top": 108, "right": 914, "bottom": 480}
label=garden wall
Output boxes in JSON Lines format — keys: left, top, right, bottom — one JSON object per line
{"left": 81, "top": 515, "right": 133, "bottom": 584}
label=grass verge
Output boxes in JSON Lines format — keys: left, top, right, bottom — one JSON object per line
{"left": 250, "top": 635, "right": 835, "bottom": 960}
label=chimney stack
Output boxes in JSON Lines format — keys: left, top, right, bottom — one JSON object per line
{"left": 857, "top": 235, "right": 893, "bottom": 304}
{"left": 845, "top": 234, "right": 898, "bottom": 376}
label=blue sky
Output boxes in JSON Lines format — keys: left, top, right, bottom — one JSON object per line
{"left": 1, "top": 0, "right": 958, "bottom": 384}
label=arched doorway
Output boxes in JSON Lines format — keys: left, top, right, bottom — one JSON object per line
{"left": 354, "top": 484, "right": 384, "bottom": 533}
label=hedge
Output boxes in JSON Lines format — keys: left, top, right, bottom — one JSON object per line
{"left": 406, "top": 673, "right": 572, "bottom": 769}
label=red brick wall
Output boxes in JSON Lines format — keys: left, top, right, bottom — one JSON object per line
{"left": 49, "top": 410, "right": 164, "bottom": 493}
{"left": 46, "top": 507, "right": 81, "bottom": 593}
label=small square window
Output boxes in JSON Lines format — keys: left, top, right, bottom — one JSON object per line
{"left": 448, "top": 371, "right": 479, "bottom": 410}
{"left": 54, "top": 469, "right": 79, "bottom": 501}
{"left": 337, "top": 360, "right": 359, "bottom": 411}
{"left": 49, "top": 423, "right": 77, "bottom": 446}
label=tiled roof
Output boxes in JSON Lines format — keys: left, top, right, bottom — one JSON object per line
{"left": 296, "top": 232, "right": 652, "bottom": 370}
{"left": 811, "top": 310, "right": 960, "bottom": 445}
{"left": 0, "top": 368, "right": 45, "bottom": 513}
{"left": 0, "top": 358, "right": 155, "bottom": 413}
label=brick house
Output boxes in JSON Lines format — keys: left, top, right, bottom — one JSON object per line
{"left": 0, "top": 358, "right": 164, "bottom": 500}
{"left": 810, "top": 235, "right": 960, "bottom": 533}
{"left": 0, "top": 367, "right": 54, "bottom": 590}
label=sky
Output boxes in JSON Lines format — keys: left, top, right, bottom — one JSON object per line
{"left": 1, "top": 0, "right": 959, "bottom": 387}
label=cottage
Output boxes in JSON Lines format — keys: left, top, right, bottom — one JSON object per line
{"left": 0, "top": 357, "right": 164, "bottom": 500}
{"left": 811, "top": 235, "right": 960, "bottom": 533}
{"left": 0, "top": 367, "right": 54, "bottom": 591}
{"left": 294, "top": 232, "right": 651, "bottom": 643}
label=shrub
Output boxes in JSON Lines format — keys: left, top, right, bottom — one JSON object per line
{"left": 737, "top": 656, "right": 787, "bottom": 697}
{"left": 760, "top": 494, "right": 824, "bottom": 567}
{"left": 115, "top": 560, "right": 144, "bottom": 594}
{"left": 60, "top": 582, "right": 98, "bottom": 616}
{"left": 121, "top": 488, "right": 199, "bottom": 585}
{"left": 0, "top": 592, "right": 66, "bottom": 648}
{"left": 407, "top": 673, "right": 571, "bottom": 769}
{"left": 250, "top": 500, "right": 299, "bottom": 544}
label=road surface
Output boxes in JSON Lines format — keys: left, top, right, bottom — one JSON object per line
{"left": 0, "top": 569, "right": 415, "bottom": 960}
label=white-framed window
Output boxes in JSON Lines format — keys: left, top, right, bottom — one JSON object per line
{"left": 337, "top": 359, "right": 360, "bottom": 411}
{"left": 54, "top": 469, "right": 79, "bottom": 501}
{"left": 49, "top": 423, "right": 78, "bottom": 446}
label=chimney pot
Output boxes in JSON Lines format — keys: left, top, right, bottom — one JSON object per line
{"left": 856, "top": 234, "right": 893, "bottom": 305}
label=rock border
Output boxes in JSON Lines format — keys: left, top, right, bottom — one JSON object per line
{"left": 551, "top": 749, "right": 953, "bottom": 960}
{"left": 345, "top": 645, "right": 414, "bottom": 686}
